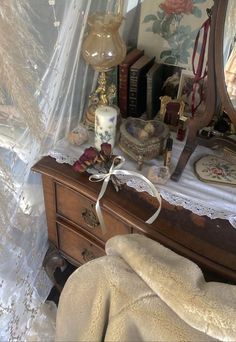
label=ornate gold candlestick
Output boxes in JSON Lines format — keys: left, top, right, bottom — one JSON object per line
{"left": 85, "top": 72, "right": 117, "bottom": 129}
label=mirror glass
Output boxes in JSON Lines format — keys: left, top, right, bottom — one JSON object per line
{"left": 224, "top": 0, "right": 236, "bottom": 109}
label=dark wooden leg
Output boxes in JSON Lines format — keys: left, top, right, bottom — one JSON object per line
{"left": 43, "top": 244, "right": 67, "bottom": 292}
{"left": 171, "top": 119, "right": 201, "bottom": 182}
{"left": 171, "top": 97, "right": 218, "bottom": 182}
{"left": 171, "top": 139, "right": 197, "bottom": 181}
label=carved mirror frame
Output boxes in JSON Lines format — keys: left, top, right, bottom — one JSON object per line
{"left": 171, "top": 0, "right": 236, "bottom": 181}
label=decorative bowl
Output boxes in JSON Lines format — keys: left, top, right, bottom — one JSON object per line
{"left": 119, "top": 118, "right": 169, "bottom": 169}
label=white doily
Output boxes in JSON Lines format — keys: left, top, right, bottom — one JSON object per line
{"left": 48, "top": 135, "right": 236, "bottom": 228}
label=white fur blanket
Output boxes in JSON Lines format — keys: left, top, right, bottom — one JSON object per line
{"left": 55, "top": 234, "right": 236, "bottom": 341}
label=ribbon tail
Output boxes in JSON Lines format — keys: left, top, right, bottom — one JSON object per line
{"left": 114, "top": 170, "right": 162, "bottom": 224}
{"left": 90, "top": 157, "right": 162, "bottom": 235}
{"left": 144, "top": 178, "right": 162, "bottom": 224}
{"left": 95, "top": 199, "right": 107, "bottom": 234}
{"left": 94, "top": 176, "right": 110, "bottom": 234}
{"left": 146, "top": 203, "right": 161, "bottom": 224}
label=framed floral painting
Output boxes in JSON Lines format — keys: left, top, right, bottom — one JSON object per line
{"left": 137, "top": 0, "right": 213, "bottom": 68}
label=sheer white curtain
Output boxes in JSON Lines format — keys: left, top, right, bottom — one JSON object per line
{"left": 0, "top": 0, "right": 140, "bottom": 340}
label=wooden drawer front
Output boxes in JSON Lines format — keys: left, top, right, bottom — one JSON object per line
{"left": 56, "top": 183, "right": 131, "bottom": 241}
{"left": 57, "top": 224, "right": 105, "bottom": 264}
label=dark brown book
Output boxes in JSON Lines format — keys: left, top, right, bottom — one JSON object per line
{"left": 118, "top": 48, "right": 144, "bottom": 117}
{"left": 146, "top": 63, "right": 164, "bottom": 119}
{"left": 128, "top": 55, "right": 155, "bottom": 117}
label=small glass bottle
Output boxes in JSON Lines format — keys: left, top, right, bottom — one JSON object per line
{"left": 177, "top": 116, "right": 188, "bottom": 141}
{"left": 163, "top": 136, "right": 173, "bottom": 167}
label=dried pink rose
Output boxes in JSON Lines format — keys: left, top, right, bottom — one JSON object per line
{"left": 79, "top": 154, "right": 90, "bottom": 164}
{"left": 84, "top": 146, "right": 99, "bottom": 160}
{"left": 160, "top": 0, "right": 193, "bottom": 15}
{"left": 79, "top": 146, "right": 99, "bottom": 165}
{"left": 100, "top": 143, "right": 112, "bottom": 157}
{"left": 73, "top": 143, "right": 115, "bottom": 174}
{"left": 73, "top": 161, "right": 87, "bottom": 173}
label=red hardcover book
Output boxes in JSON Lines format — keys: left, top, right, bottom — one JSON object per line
{"left": 118, "top": 48, "right": 144, "bottom": 117}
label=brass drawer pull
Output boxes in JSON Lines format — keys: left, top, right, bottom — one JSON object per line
{"left": 81, "top": 249, "right": 95, "bottom": 262}
{"left": 81, "top": 208, "right": 99, "bottom": 228}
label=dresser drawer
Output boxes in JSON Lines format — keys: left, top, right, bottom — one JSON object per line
{"left": 56, "top": 183, "right": 131, "bottom": 242}
{"left": 57, "top": 223, "right": 105, "bottom": 264}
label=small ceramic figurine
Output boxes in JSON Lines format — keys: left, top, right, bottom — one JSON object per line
{"left": 67, "top": 124, "right": 89, "bottom": 145}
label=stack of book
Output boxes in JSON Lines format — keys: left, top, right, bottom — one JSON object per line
{"left": 118, "top": 47, "right": 182, "bottom": 119}
{"left": 118, "top": 48, "right": 144, "bottom": 118}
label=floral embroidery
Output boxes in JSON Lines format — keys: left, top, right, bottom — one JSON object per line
{"left": 195, "top": 155, "right": 236, "bottom": 185}
{"left": 201, "top": 160, "right": 236, "bottom": 181}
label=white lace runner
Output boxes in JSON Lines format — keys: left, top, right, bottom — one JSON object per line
{"left": 118, "top": 175, "right": 230, "bottom": 217}
{"left": 48, "top": 135, "right": 236, "bottom": 227}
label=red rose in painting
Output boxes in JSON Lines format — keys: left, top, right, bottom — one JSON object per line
{"left": 160, "top": 0, "right": 193, "bottom": 15}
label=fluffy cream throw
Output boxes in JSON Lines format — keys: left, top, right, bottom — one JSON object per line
{"left": 55, "top": 234, "right": 236, "bottom": 341}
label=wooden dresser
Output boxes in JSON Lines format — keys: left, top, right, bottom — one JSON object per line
{"left": 32, "top": 156, "right": 236, "bottom": 286}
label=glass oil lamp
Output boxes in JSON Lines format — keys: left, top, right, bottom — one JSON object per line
{"left": 82, "top": 0, "right": 126, "bottom": 129}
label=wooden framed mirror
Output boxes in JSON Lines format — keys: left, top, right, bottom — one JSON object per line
{"left": 171, "top": 0, "right": 236, "bottom": 181}
{"left": 216, "top": 0, "right": 236, "bottom": 127}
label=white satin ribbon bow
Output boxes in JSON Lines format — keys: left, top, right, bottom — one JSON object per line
{"left": 89, "top": 156, "right": 162, "bottom": 234}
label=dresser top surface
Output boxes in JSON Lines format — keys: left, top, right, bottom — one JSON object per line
{"left": 33, "top": 156, "right": 236, "bottom": 283}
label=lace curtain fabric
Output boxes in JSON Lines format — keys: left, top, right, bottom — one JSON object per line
{"left": 0, "top": 0, "right": 140, "bottom": 340}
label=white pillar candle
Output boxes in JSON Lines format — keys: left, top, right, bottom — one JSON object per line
{"left": 95, "top": 105, "right": 117, "bottom": 150}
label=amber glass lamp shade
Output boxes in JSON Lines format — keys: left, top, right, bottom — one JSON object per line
{"left": 82, "top": 13, "right": 126, "bottom": 72}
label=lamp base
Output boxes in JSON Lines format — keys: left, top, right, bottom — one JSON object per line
{"left": 84, "top": 71, "right": 117, "bottom": 130}
{"left": 84, "top": 104, "right": 96, "bottom": 131}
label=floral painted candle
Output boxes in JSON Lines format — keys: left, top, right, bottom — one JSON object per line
{"left": 95, "top": 105, "right": 117, "bottom": 150}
